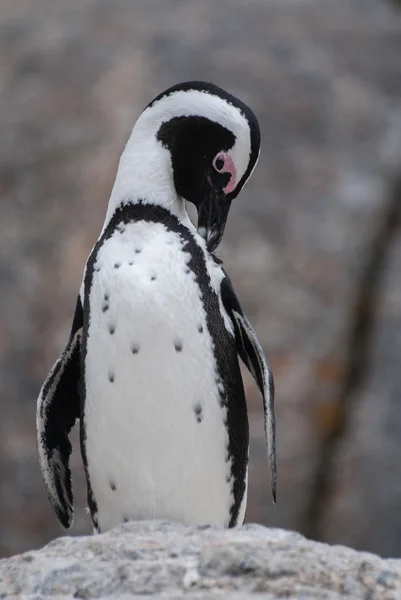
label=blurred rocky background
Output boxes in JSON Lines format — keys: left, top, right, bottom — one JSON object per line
{"left": 1, "top": 0, "right": 401, "bottom": 559}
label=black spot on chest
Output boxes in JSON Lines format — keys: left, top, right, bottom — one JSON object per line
{"left": 194, "top": 403, "right": 203, "bottom": 423}
{"left": 102, "top": 292, "right": 110, "bottom": 313}
{"left": 174, "top": 339, "right": 183, "bottom": 352}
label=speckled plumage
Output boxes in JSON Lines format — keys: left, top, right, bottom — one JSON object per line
{"left": 81, "top": 203, "right": 249, "bottom": 530}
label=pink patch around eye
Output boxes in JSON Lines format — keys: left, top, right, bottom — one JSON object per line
{"left": 213, "top": 152, "right": 237, "bottom": 194}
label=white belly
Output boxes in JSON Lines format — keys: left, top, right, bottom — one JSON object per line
{"left": 83, "top": 221, "right": 242, "bottom": 531}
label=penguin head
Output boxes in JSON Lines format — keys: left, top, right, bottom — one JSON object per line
{"left": 136, "top": 81, "right": 261, "bottom": 252}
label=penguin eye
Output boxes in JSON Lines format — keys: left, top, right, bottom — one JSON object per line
{"left": 212, "top": 152, "right": 237, "bottom": 194}
{"left": 215, "top": 158, "right": 224, "bottom": 171}
{"left": 212, "top": 153, "right": 226, "bottom": 173}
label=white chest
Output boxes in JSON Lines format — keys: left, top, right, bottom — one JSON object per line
{"left": 82, "top": 221, "right": 246, "bottom": 531}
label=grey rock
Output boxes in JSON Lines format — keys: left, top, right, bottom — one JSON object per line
{"left": 1, "top": 522, "right": 401, "bottom": 600}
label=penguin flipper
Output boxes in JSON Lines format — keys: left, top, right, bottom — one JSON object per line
{"left": 221, "top": 275, "right": 276, "bottom": 503}
{"left": 36, "top": 296, "right": 83, "bottom": 528}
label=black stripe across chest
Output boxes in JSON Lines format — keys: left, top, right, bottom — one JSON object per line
{"left": 81, "top": 201, "right": 248, "bottom": 527}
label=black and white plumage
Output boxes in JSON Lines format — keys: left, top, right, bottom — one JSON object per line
{"left": 37, "top": 81, "right": 276, "bottom": 533}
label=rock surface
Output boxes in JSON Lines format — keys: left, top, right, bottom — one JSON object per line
{"left": 1, "top": 0, "right": 401, "bottom": 558}
{"left": 0, "top": 522, "right": 401, "bottom": 600}
{"left": 2, "top": 522, "right": 401, "bottom": 600}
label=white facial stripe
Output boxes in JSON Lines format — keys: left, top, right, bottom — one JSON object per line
{"left": 238, "top": 144, "right": 261, "bottom": 193}
{"left": 138, "top": 90, "right": 252, "bottom": 183}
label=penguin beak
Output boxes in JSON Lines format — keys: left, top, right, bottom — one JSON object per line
{"left": 197, "top": 187, "right": 231, "bottom": 253}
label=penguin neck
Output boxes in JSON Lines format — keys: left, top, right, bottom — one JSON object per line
{"left": 103, "top": 125, "right": 193, "bottom": 231}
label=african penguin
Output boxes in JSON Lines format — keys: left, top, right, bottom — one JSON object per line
{"left": 37, "top": 81, "right": 276, "bottom": 532}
